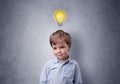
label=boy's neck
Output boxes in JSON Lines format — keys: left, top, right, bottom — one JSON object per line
{"left": 59, "top": 55, "right": 69, "bottom": 64}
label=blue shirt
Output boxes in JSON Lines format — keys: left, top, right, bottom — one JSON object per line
{"left": 40, "top": 57, "right": 82, "bottom": 84}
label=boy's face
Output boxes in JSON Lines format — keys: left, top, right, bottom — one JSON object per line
{"left": 52, "top": 42, "right": 70, "bottom": 62}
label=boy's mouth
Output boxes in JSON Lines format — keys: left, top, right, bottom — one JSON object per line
{"left": 57, "top": 54, "right": 63, "bottom": 56}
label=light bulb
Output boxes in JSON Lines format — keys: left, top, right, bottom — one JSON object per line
{"left": 53, "top": 10, "right": 66, "bottom": 27}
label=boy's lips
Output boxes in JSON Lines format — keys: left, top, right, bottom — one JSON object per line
{"left": 57, "top": 54, "right": 63, "bottom": 56}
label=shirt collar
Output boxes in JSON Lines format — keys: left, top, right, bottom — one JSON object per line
{"left": 53, "top": 56, "right": 73, "bottom": 64}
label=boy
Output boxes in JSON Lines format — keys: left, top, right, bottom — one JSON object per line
{"left": 40, "top": 30, "right": 82, "bottom": 84}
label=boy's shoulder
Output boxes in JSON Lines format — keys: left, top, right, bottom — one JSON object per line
{"left": 69, "top": 58, "right": 79, "bottom": 65}
{"left": 44, "top": 58, "right": 56, "bottom": 66}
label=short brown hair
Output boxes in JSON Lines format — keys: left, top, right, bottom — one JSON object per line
{"left": 50, "top": 30, "right": 71, "bottom": 47}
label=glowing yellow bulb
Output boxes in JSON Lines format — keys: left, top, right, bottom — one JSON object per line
{"left": 53, "top": 10, "right": 66, "bottom": 27}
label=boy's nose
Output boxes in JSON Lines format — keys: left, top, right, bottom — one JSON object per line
{"left": 57, "top": 48, "right": 61, "bottom": 53}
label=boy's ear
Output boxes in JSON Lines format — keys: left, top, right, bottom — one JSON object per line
{"left": 68, "top": 47, "right": 71, "bottom": 51}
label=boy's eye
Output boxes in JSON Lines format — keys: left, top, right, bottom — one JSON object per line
{"left": 53, "top": 47, "right": 57, "bottom": 50}
{"left": 60, "top": 46, "right": 65, "bottom": 48}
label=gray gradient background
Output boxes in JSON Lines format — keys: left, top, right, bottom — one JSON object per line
{"left": 0, "top": 0, "right": 120, "bottom": 84}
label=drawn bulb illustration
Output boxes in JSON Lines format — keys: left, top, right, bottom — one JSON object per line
{"left": 53, "top": 10, "right": 66, "bottom": 27}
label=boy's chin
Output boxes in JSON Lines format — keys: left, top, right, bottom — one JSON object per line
{"left": 57, "top": 56, "right": 68, "bottom": 60}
